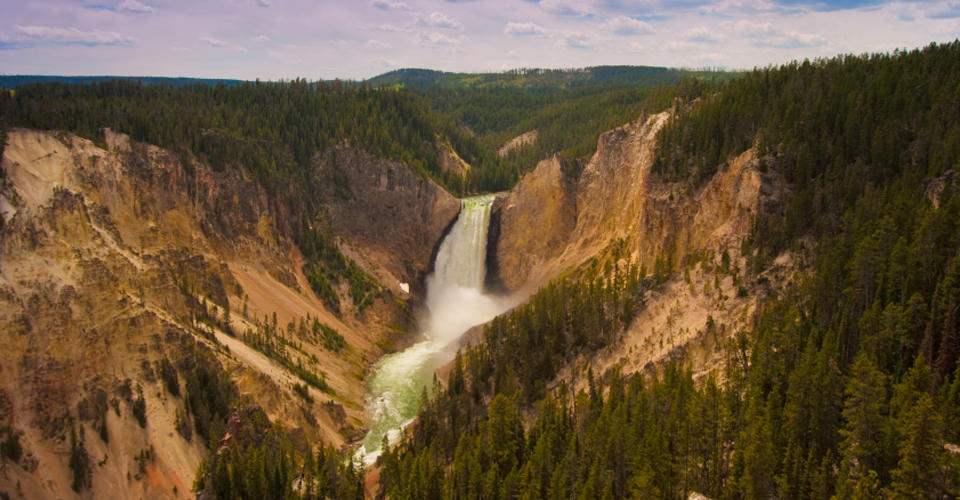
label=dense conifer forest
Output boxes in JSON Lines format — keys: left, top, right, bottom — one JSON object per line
{"left": 3, "top": 42, "right": 960, "bottom": 499}
{"left": 0, "top": 71, "right": 700, "bottom": 312}
{"left": 379, "top": 41, "right": 960, "bottom": 500}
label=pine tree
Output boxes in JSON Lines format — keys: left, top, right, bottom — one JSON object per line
{"left": 836, "top": 353, "right": 891, "bottom": 498}
{"left": 888, "top": 394, "right": 945, "bottom": 499}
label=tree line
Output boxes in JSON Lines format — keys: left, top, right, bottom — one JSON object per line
{"left": 379, "top": 42, "right": 960, "bottom": 499}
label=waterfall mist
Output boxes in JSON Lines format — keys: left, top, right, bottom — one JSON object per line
{"left": 357, "top": 194, "right": 515, "bottom": 465}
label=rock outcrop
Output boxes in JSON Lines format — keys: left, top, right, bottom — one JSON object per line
{"left": 489, "top": 111, "right": 790, "bottom": 382}
{"left": 491, "top": 112, "right": 775, "bottom": 292}
{"left": 0, "top": 129, "right": 447, "bottom": 499}
{"left": 497, "top": 130, "right": 538, "bottom": 158}
{"left": 313, "top": 145, "right": 460, "bottom": 296}
{"left": 488, "top": 155, "right": 576, "bottom": 291}
{"left": 438, "top": 142, "right": 470, "bottom": 175}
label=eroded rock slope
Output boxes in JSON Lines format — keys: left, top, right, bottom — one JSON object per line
{"left": 0, "top": 129, "right": 453, "bottom": 499}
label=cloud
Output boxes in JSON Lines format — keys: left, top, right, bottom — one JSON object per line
{"left": 372, "top": 0, "right": 410, "bottom": 10}
{"left": 758, "top": 32, "right": 827, "bottom": 48}
{"left": 374, "top": 56, "right": 398, "bottom": 68}
{"left": 734, "top": 20, "right": 826, "bottom": 48}
{"left": 558, "top": 31, "right": 597, "bottom": 50}
{"left": 421, "top": 12, "right": 463, "bottom": 29}
{"left": 366, "top": 39, "right": 390, "bottom": 48}
{"left": 927, "top": 2, "right": 960, "bottom": 18}
{"left": 118, "top": 0, "right": 155, "bottom": 13}
{"left": 734, "top": 20, "right": 779, "bottom": 38}
{"left": 267, "top": 48, "right": 302, "bottom": 64}
{"left": 0, "top": 25, "right": 135, "bottom": 48}
{"left": 504, "top": 22, "right": 547, "bottom": 36}
{"left": 893, "top": 4, "right": 918, "bottom": 21}
{"left": 257, "top": 0, "right": 271, "bottom": 6}
{"left": 202, "top": 36, "right": 247, "bottom": 52}
{"left": 772, "top": 0, "right": 884, "bottom": 12}
{"left": 251, "top": 34, "right": 271, "bottom": 42}
{"left": 683, "top": 26, "right": 724, "bottom": 43}
{"left": 539, "top": 0, "right": 592, "bottom": 16}
{"left": 418, "top": 32, "right": 461, "bottom": 46}
{"left": 603, "top": 16, "right": 654, "bottom": 35}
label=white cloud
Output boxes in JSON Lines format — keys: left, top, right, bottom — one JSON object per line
{"left": 251, "top": 34, "right": 271, "bottom": 42}
{"left": 504, "top": 22, "right": 547, "bottom": 36}
{"left": 539, "top": 0, "right": 592, "bottom": 16}
{"left": 267, "top": 48, "right": 303, "bottom": 64}
{"left": 421, "top": 12, "right": 462, "bottom": 29}
{"left": 894, "top": 4, "right": 919, "bottom": 21}
{"left": 367, "top": 39, "right": 390, "bottom": 48}
{"left": 378, "top": 24, "right": 404, "bottom": 32}
{"left": 257, "top": 0, "right": 271, "bottom": 6}
{"left": 202, "top": 37, "right": 247, "bottom": 52}
{"left": 735, "top": 20, "right": 826, "bottom": 48}
{"left": 374, "top": 56, "right": 398, "bottom": 68}
{"left": 372, "top": 0, "right": 410, "bottom": 11}
{"left": 0, "top": 25, "right": 135, "bottom": 46}
{"left": 418, "top": 32, "right": 461, "bottom": 46}
{"left": 761, "top": 32, "right": 827, "bottom": 48}
{"left": 118, "top": 0, "right": 155, "bottom": 13}
{"left": 604, "top": 16, "right": 654, "bottom": 36}
{"left": 927, "top": 1, "right": 960, "bottom": 18}
{"left": 558, "top": 31, "right": 597, "bottom": 50}
{"left": 683, "top": 26, "right": 725, "bottom": 44}
{"left": 734, "top": 20, "right": 779, "bottom": 38}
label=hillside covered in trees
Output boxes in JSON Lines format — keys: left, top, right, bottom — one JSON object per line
{"left": 379, "top": 41, "right": 960, "bottom": 500}
{"left": 3, "top": 41, "right": 960, "bottom": 500}
{"left": 370, "top": 66, "right": 736, "bottom": 191}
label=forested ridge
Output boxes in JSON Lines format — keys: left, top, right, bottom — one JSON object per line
{"left": 402, "top": 74, "right": 729, "bottom": 190}
{"left": 0, "top": 72, "right": 716, "bottom": 309}
{"left": 379, "top": 42, "right": 960, "bottom": 500}
{"left": 4, "top": 42, "right": 960, "bottom": 500}
{"left": 0, "top": 79, "right": 466, "bottom": 312}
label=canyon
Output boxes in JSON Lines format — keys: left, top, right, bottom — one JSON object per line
{"left": 1, "top": 110, "right": 788, "bottom": 498}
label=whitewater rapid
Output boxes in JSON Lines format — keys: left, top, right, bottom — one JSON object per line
{"left": 357, "top": 194, "right": 510, "bottom": 465}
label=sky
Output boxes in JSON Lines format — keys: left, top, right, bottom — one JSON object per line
{"left": 0, "top": 0, "right": 958, "bottom": 80}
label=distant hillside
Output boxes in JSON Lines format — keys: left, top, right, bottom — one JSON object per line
{"left": 366, "top": 65, "right": 737, "bottom": 90}
{"left": 365, "top": 68, "right": 445, "bottom": 89}
{"left": 0, "top": 75, "right": 245, "bottom": 88}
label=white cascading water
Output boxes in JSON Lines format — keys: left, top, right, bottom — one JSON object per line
{"left": 357, "top": 194, "right": 508, "bottom": 465}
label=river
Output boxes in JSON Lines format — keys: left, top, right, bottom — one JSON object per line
{"left": 357, "top": 194, "right": 510, "bottom": 465}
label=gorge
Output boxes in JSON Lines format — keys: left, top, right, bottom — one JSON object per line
{"left": 1, "top": 42, "right": 960, "bottom": 499}
{"left": 359, "top": 194, "right": 512, "bottom": 465}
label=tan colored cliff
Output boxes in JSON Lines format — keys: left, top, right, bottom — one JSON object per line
{"left": 488, "top": 155, "right": 575, "bottom": 292}
{"left": 490, "top": 111, "right": 792, "bottom": 380}
{"left": 312, "top": 144, "right": 461, "bottom": 297}
{"left": 438, "top": 141, "right": 470, "bottom": 175}
{"left": 0, "top": 129, "right": 434, "bottom": 499}
{"left": 491, "top": 111, "right": 772, "bottom": 292}
{"left": 497, "top": 130, "right": 538, "bottom": 158}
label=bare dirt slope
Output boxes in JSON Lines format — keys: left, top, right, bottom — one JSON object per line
{"left": 490, "top": 112, "right": 794, "bottom": 380}
{"left": 312, "top": 144, "right": 460, "bottom": 298}
{"left": 0, "top": 129, "right": 423, "bottom": 499}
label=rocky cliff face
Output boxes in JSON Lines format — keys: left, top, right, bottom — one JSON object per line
{"left": 490, "top": 111, "right": 791, "bottom": 379}
{"left": 313, "top": 144, "right": 460, "bottom": 297}
{"left": 0, "top": 130, "right": 445, "bottom": 499}
{"left": 497, "top": 130, "right": 538, "bottom": 158}
{"left": 488, "top": 155, "right": 576, "bottom": 291}
{"left": 437, "top": 141, "right": 470, "bottom": 175}
{"left": 491, "top": 111, "right": 775, "bottom": 292}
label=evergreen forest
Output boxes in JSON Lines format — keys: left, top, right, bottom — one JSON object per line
{"left": 379, "top": 41, "right": 960, "bottom": 500}
{"left": 2, "top": 41, "right": 960, "bottom": 499}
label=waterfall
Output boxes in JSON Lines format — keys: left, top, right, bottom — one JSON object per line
{"left": 357, "top": 194, "right": 504, "bottom": 465}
